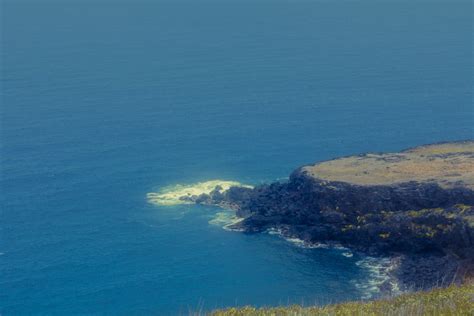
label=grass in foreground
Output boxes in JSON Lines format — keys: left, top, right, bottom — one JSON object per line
{"left": 212, "top": 283, "right": 473, "bottom": 316}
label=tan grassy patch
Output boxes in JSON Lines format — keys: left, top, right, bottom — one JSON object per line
{"left": 302, "top": 142, "right": 474, "bottom": 189}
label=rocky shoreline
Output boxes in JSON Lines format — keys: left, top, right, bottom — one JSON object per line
{"left": 182, "top": 141, "right": 474, "bottom": 294}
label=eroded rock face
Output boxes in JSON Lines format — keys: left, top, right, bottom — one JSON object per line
{"left": 220, "top": 178, "right": 474, "bottom": 257}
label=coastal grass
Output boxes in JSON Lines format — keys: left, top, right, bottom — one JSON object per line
{"left": 302, "top": 141, "right": 474, "bottom": 189}
{"left": 211, "top": 283, "right": 473, "bottom": 316}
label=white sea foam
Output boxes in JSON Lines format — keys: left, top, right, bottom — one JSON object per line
{"left": 354, "top": 256, "right": 400, "bottom": 299}
{"left": 147, "top": 180, "right": 252, "bottom": 206}
{"left": 209, "top": 211, "right": 245, "bottom": 231}
{"left": 266, "top": 228, "right": 331, "bottom": 249}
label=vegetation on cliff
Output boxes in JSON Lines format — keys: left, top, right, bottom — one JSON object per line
{"left": 212, "top": 283, "right": 474, "bottom": 316}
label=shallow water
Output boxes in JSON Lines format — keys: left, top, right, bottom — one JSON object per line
{"left": 1, "top": 0, "right": 472, "bottom": 314}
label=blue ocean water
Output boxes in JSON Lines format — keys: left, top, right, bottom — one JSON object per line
{"left": 1, "top": 0, "right": 472, "bottom": 314}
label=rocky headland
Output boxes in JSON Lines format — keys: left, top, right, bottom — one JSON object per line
{"left": 182, "top": 141, "right": 474, "bottom": 293}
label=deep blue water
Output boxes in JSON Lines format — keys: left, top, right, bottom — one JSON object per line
{"left": 1, "top": 0, "right": 472, "bottom": 314}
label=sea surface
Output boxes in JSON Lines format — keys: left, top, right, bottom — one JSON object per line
{"left": 1, "top": 0, "right": 472, "bottom": 314}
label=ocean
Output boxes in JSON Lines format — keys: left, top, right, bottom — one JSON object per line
{"left": 1, "top": 0, "right": 472, "bottom": 314}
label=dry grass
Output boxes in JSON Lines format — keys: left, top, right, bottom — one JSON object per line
{"left": 211, "top": 283, "right": 474, "bottom": 316}
{"left": 302, "top": 141, "right": 474, "bottom": 189}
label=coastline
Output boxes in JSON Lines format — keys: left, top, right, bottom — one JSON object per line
{"left": 261, "top": 224, "right": 468, "bottom": 297}
{"left": 265, "top": 227, "right": 400, "bottom": 298}
{"left": 150, "top": 141, "right": 474, "bottom": 296}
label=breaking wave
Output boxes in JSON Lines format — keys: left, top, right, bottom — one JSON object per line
{"left": 353, "top": 257, "right": 400, "bottom": 299}
{"left": 147, "top": 180, "right": 252, "bottom": 206}
{"left": 208, "top": 211, "right": 245, "bottom": 231}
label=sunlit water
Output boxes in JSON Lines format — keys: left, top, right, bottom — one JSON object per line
{"left": 1, "top": 0, "right": 472, "bottom": 314}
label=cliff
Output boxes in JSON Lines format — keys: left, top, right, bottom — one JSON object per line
{"left": 184, "top": 141, "right": 474, "bottom": 291}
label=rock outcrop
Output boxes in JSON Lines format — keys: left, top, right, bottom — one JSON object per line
{"left": 183, "top": 141, "right": 474, "bottom": 290}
